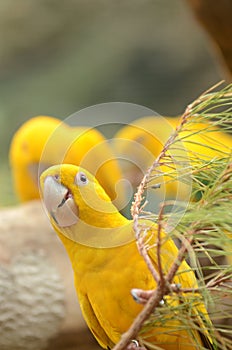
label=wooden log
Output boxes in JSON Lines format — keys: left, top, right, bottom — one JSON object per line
{"left": 0, "top": 200, "right": 100, "bottom": 350}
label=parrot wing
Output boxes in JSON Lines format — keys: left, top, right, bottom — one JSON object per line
{"left": 77, "top": 290, "right": 114, "bottom": 349}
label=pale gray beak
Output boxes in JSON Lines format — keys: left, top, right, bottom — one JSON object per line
{"left": 43, "top": 176, "right": 78, "bottom": 227}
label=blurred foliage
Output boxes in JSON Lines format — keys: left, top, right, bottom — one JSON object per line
{"left": 186, "top": 0, "right": 232, "bottom": 78}
{"left": 0, "top": 0, "right": 224, "bottom": 205}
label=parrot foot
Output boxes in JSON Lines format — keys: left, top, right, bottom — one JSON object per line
{"left": 131, "top": 284, "right": 181, "bottom": 304}
{"left": 131, "top": 288, "right": 153, "bottom": 304}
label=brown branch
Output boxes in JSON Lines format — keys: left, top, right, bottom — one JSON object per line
{"left": 156, "top": 204, "right": 165, "bottom": 285}
{"left": 136, "top": 231, "right": 160, "bottom": 284}
{"left": 166, "top": 235, "right": 193, "bottom": 283}
{"left": 206, "top": 272, "right": 232, "bottom": 289}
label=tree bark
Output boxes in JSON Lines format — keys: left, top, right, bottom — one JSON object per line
{"left": 0, "top": 201, "right": 100, "bottom": 350}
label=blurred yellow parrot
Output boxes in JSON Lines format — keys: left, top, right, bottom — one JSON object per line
{"left": 113, "top": 116, "right": 232, "bottom": 201}
{"left": 9, "top": 116, "right": 125, "bottom": 209}
{"left": 40, "top": 163, "right": 214, "bottom": 350}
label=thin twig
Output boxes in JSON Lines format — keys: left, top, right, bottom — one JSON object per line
{"left": 156, "top": 204, "right": 165, "bottom": 284}
{"left": 166, "top": 235, "right": 193, "bottom": 283}
{"left": 136, "top": 228, "right": 160, "bottom": 284}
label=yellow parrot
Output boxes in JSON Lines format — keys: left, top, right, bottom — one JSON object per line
{"left": 40, "top": 164, "right": 214, "bottom": 350}
{"left": 113, "top": 116, "right": 232, "bottom": 201}
{"left": 9, "top": 116, "right": 125, "bottom": 209}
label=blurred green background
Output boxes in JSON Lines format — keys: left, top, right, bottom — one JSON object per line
{"left": 0, "top": 0, "right": 224, "bottom": 206}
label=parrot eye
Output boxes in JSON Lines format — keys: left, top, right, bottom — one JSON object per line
{"left": 75, "top": 172, "right": 88, "bottom": 186}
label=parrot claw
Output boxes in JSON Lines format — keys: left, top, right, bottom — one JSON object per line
{"left": 126, "top": 339, "right": 147, "bottom": 350}
{"left": 131, "top": 288, "right": 153, "bottom": 304}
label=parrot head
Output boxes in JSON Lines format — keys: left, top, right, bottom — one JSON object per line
{"left": 40, "top": 164, "right": 115, "bottom": 226}
{"left": 40, "top": 164, "right": 133, "bottom": 248}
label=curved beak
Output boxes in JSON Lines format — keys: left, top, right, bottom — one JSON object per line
{"left": 43, "top": 176, "right": 78, "bottom": 227}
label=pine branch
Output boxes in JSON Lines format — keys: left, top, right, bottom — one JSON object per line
{"left": 113, "top": 82, "right": 232, "bottom": 349}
